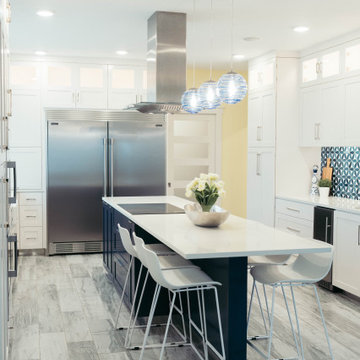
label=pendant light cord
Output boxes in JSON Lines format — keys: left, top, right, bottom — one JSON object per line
{"left": 192, "top": 0, "right": 197, "bottom": 88}
{"left": 230, "top": 0, "right": 234, "bottom": 71}
{"left": 209, "top": 0, "right": 214, "bottom": 80}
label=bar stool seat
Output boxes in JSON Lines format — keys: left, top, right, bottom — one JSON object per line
{"left": 146, "top": 243, "right": 175, "bottom": 256}
{"left": 248, "top": 250, "right": 334, "bottom": 360}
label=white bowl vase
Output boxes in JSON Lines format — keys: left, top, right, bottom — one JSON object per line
{"left": 319, "top": 187, "right": 330, "bottom": 198}
{"left": 184, "top": 203, "right": 230, "bottom": 227}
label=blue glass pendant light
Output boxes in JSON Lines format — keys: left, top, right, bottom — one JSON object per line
{"left": 198, "top": 0, "right": 221, "bottom": 110}
{"left": 181, "top": 0, "right": 203, "bottom": 114}
{"left": 217, "top": 71, "right": 247, "bottom": 104}
{"left": 181, "top": 88, "right": 203, "bottom": 114}
{"left": 217, "top": 0, "right": 248, "bottom": 104}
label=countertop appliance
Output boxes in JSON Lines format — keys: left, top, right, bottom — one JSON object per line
{"left": 46, "top": 109, "right": 166, "bottom": 255}
{"left": 118, "top": 203, "right": 185, "bottom": 215}
{"left": 313, "top": 206, "right": 334, "bottom": 290}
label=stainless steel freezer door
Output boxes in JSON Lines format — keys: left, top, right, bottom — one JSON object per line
{"left": 109, "top": 119, "right": 166, "bottom": 196}
{"left": 47, "top": 121, "right": 107, "bottom": 244}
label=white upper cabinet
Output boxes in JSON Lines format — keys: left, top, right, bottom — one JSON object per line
{"left": 301, "top": 50, "right": 341, "bottom": 85}
{"left": 300, "top": 81, "right": 344, "bottom": 146}
{"left": 8, "top": 90, "right": 41, "bottom": 148}
{"left": 344, "top": 78, "right": 360, "bottom": 145}
{"left": 345, "top": 43, "right": 360, "bottom": 74}
{"left": 44, "top": 62, "right": 107, "bottom": 109}
{"left": 248, "top": 90, "right": 275, "bottom": 147}
{"left": 77, "top": 65, "right": 107, "bottom": 109}
{"left": 249, "top": 59, "right": 275, "bottom": 92}
{"left": 107, "top": 65, "right": 146, "bottom": 110}
{"left": 10, "top": 62, "right": 41, "bottom": 90}
{"left": 44, "top": 62, "right": 77, "bottom": 108}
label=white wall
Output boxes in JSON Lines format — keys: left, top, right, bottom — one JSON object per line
{"left": 276, "top": 57, "right": 321, "bottom": 197}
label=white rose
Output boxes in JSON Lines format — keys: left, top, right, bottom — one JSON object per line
{"left": 200, "top": 173, "right": 208, "bottom": 180}
{"left": 197, "top": 180, "right": 206, "bottom": 192}
{"left": 218, "top": 189, "right": 226, "bottom": 197}
{"left": 185, "top": 190, "right": 192, "bottom": 198}
{"left": 208, "top": 173, "right": 219, "bottom": 182}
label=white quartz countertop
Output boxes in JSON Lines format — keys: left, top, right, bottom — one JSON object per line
{"left": 103, "top": 196, "right": 332, "bottom": 260}
{"left": 277, "top": 194, "right": 360, "bottom": 215}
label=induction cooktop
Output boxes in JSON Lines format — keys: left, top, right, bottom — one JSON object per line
{"left": 118, "top": 203, "right": 185, "bottom": 215}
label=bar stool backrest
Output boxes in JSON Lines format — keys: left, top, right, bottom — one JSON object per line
{"left": 117, "top": 224, "right": 137, "bottom": 258}
{"left": 133, "top": 233, "right": 173, "bottom": 290}
{"left": 289, "top": 247, "right": 334, "bottom": 284}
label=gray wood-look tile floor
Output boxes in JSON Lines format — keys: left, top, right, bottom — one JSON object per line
{"left": 7, "top": 254, "right": 360, "bottom": 360}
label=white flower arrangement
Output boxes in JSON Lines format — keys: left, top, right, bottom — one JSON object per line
{"left": 185, "top": 173, "right": 225, "bottom": 212}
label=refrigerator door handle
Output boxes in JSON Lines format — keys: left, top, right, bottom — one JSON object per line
{"left": 110, "top": 138, "right": 114, "bottom": 196}
{"left": 7, "top": 233, "right": 18, "bottom": 278}
{"left": 103, "top": 138, "right": 108, "bottom": 196}
{"left": 7, "top": 161, "right": 16, "bottom": 204}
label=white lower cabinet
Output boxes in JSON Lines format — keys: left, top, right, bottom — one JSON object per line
{"left": 247, "top": 148, "right": 275, "bottom": 227}
{"left": 333, "top": 211, "right": 360, "bottom": 297}
{"left": 18, "top": 192, "right": 43, "bottom": 250}
{"left": 276, "top": 213, "right": 313, "bottom": 238}
{"left": 19, "top": 227, "right": 42, "bottom": 250}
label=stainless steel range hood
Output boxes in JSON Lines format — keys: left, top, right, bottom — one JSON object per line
{"left": 131, "top": 11, "right": 186, "bottom": 114}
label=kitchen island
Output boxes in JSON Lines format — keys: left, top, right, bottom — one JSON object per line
{"left": 103, "top": 196, "right": 332, "bottom": 359}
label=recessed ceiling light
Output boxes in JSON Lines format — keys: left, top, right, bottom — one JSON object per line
{"left": 233, "top": 54, "right": 245, "bottom": 60}
{"left": 146, "top": 57, "right": 156, "bottom": 62}
{"left": 116, "top": 50, "right": 128, "bottom": 55}
{"left": 35, "top": 51, "right": 47, "bottom": 56}
{"left": 293, "top": 26, "right": 309, "bottom": 33}
{"left": 243, "top": 36, "right": 260, "bottom": 42}
{"left": 36, "top": 10, "right": 54, "bottom": 17}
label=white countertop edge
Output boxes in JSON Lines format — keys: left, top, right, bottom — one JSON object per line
{"left": 103, "top": 196, "right": 332, "bottom": 260}
{"left": 276, "top": 194, "right": 360, "bottom": 215}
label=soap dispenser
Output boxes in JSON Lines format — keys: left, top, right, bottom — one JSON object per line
{"left": 310, "top": 165, "right": 320, "bottom": 196}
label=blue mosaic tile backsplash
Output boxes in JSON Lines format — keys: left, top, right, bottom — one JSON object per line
{"left": 321, "top": 147, "right": 360, "bottom": 200}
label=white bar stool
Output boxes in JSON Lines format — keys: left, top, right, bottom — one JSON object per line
{"left": 134, "top": 233, "right": 226, "bottom": 360}
{"left": 248, "top": 250, "right": 334, "bottom": 360}
{"left": 247, "top": 255, "right": 291, "bottom": 341}
{"left": 115, "top": 224, "right": 198, "bottom": 348}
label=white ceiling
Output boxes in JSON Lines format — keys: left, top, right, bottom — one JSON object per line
{"left": 10, "top": 0, "right": 360, "bottom": 68}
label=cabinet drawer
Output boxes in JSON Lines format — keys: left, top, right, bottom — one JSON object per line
{"left": 19, "top": 206, "right": 42, "bottom": 227}
{"left": 20, "top": 227, "right": 43, "bottom": 249}
{"left": 19, "top": 192, "right": 43, "bottom": 206}
{"left": 276, "top": 199, "right": 314, "bottom": 221}
{"left": 276, "top": 213, "right": 314, "bottom": 238}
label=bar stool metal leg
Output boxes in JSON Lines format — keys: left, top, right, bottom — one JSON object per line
{"left": 290, "top": 285, "right": 304, "bottom": 360}
{"left": 114, "top": 255, "right": 134, "bottom": 329}
{"left": 280, "top": 284, "right": 301, "bottom": 358}
{"left": 266, "top": 286, "right": 276, "bottom": 360}
{"left": 313, "top": 285, "right": 334, "bottom": 360}
{"left": 139, "top": 283, "right": 162, "bottom": 360}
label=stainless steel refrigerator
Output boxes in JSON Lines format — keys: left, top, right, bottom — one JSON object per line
{"left": 46, "top": 110, "right": 166, "bottom": 255}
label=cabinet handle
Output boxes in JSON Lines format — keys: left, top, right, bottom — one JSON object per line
{"left": 77, "top": 92, "right": 80, "bottom": 103}
{"left": 72, "top": 92, "right": 76, "bottom": 103}
{"left": 286, "top": 226, "right": 301, "bottom": 233}
{"left": 316, "top": 61, "right": 320, "bottom": 74}
{"left": 256, "top": 126, "right": 263, "bottom": 141}
{"left": 26, "top": 216, "right": 36, "bottom": 218}
{"left": 25, "top": 237, "right": 37, "bottom": 240}
{"left": 286, "top": 207, "right": 300, "bottom": 213}
{"left": 2, "top": 116, "right": 9, "bottom": 150}
{"left": 7, "top": 89, "right": 12, "bottom": 117}
{"left": 256, "top": 153, "right": 261, "bottom": 176}
{"left": 314, "top": 123, "right": 320, "bottom": 140}
{"left": 6, "top": 3, "right": 11, "bottom": 23}
{"left": 26, "top": 198, "right": 36, "bottom": 201}
{"left": 358, "top": 225, "right": 360, "bottom": 246}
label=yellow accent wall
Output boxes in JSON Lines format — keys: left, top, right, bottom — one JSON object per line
{"left": 186, "top": 68, "right": 248, "bottom": 217}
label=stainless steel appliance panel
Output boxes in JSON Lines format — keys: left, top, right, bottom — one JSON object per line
{"left": 109, "top": 117, "right": 166, "bottom": 196}
{"left": 47, "top": 121, "right": 107, "bottom": 245}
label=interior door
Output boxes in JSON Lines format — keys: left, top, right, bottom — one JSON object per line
{"left": 109, "top": 115, "right": 166, "bottom": 196}
{"left": 47, "top": 120, "right": 107, "bottom": 246}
